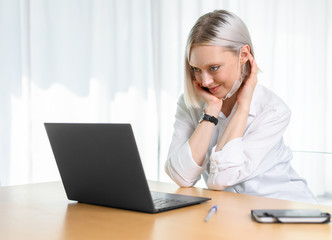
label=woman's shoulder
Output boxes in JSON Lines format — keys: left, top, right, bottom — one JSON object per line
{"left": 175, "top": 94, "right": 204, "bottom": 121}
{"left": 177, "top": 93, "right": 203, "bottom": 111}
{"left": 252, "top": 84, "right": 290, "bottom": 114}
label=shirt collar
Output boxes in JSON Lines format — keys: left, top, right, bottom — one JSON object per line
{"left": 248, "top": 96, "right": 257, "bottom": 117}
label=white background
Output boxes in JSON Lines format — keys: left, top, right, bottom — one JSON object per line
{"left": 0, "top": 0, "right": 331, "bottom": 203}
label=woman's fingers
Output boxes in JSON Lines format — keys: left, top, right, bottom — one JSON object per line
{"left": 244, "top": 53, "right": 258, "bottom": 88}
{"left": 237, "top": 53, "right": 258, "bottom": 110}
{"left": 249, "top": 53, "right": 257, "bottom": 74}
{"left": 193, "top": 81, "right": 223, "bottom": 108}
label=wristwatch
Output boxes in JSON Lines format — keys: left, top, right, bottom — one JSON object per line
{"left": 198, "top": 112, "right": 218, "bottom": 125}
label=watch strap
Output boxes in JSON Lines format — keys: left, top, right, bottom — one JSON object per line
{"left": 201, "top": 113, "right": 218, "bottom": 125}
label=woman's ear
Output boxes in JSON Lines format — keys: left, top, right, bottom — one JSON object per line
{"left": 240, "top": 45, "right": 250, "bottom": 64}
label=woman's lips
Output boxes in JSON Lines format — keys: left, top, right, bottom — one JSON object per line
{"left": 208, "top": 85, "right": 220, "bottom": 93}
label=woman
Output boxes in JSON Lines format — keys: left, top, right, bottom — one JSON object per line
{"left": 165, "top": 9, "right": 317, "bottom": 204}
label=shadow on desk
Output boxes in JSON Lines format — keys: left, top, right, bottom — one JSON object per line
{"left": 61, "top": 201, "right": 211, "bottom": 240}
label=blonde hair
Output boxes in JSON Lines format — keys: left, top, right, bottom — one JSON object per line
{"left": 184, "top": 10, "right": 255, "bottom": 108}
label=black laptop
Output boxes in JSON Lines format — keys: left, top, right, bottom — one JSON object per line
{"left": 44, "top": 123, "right": 210, "bottom": 213}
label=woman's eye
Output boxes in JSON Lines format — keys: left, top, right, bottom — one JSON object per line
{"left": 191, "top": 66, "right": 200, "bottom": 72}
{"left": 210, "top": 66, "right": 220, "bottom": 72}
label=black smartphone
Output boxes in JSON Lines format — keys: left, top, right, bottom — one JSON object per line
{"left": 251, "top": 209, "right": 331, "bottom": 224}
{"left": 202, "top": 87, "right": 211, "bottom": 93}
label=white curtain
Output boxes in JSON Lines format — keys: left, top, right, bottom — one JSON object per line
{"left": 1, "top": 0, "right": 331, "bottom": 201}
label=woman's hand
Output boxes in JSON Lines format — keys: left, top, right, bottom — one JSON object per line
{"left": 193, "top": 81, "right": 223, "bottom": 115}
{"left": 237, "top": 53, "right": 258, "bottom": 112}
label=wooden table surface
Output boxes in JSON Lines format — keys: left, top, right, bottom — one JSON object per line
{"left": 0, "top": 181, "right": 331, "bottom": 240}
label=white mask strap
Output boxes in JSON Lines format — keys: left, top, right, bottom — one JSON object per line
{"left": 222, "top": 51, "right": 244, "bottom": 100}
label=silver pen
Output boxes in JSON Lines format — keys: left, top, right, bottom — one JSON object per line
{"left": 204, "top": 205, "right": 218, "bottom": 222}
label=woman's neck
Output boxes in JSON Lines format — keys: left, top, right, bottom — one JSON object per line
{"left": 221, "top": 92, "right": 238, "bottom": 118}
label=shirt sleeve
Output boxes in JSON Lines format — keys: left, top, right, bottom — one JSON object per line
{"left": 207, "top": 105, "right": 291, "bottom": 190}
{"left": 164, "top": 95, "right": 206, "bottom": 187}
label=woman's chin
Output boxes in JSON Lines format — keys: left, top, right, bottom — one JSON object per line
{"left": 213, "top": 92, "right": 226, "bottom": 100}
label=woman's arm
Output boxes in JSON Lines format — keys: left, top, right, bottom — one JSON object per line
{"left": 165, "top": 85, "right": 222, "bottom": 186}
{"left": 215, "top": 54, "right": 258, "bottom": 151}
{"left": 165, "top": 96, "right": 206, "bottom": 187}
{"left": 207, "top": 103, "right": 291, "bottom": 190}
{"left": 188, "top": 90, "right": 222, "bottom": 166}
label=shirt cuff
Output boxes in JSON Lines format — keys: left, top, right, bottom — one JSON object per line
{"left": 169, "top": 141, "right": 205, "bottom": 183}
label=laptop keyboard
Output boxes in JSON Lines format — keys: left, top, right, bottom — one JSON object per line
{"left": 151, "top": 191, "right": 190, "bottom": 210}
{"left": 153, "top": 198, "right": 189, "bottom": 209}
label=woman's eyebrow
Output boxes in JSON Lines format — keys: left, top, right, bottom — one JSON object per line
{"left": 189, "top": 62, "right": 198, "bottom": 68}
{"left": 189, "top": 62, "right": 222, "bottom": 68}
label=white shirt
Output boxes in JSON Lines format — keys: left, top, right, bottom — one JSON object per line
{"left": 165, "top": 84, "right": 317, "bottom": 204}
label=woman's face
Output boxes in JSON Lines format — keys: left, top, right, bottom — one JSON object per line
{"left": 189, "top": 45, "right": 241, "bottom": 99}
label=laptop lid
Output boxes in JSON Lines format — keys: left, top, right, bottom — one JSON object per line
{"left": 44, "top": 123, "right": 210, "bottom": 213}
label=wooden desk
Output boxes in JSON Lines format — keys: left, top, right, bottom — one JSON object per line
{"left": 0, "top": 181, "right": 331, "bottom": 240}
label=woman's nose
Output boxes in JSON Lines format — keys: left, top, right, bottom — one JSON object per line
{"left": 201, "top": 72, "right": 213, "bottom": 87}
